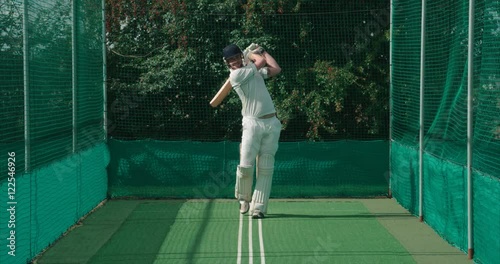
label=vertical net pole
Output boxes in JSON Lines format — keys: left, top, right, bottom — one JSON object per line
{"left": 102, "top": 0, "right": 107, "bottom": 140}
{"left": 467, "top": 0, "right": 474, "bottom": 259}
{"left": 388, "top": 0, "right": 394, "bottom": 199}
{"left": 419, "top": 0, "right": 427, "bottom": 222}
{"left": 72, "top": 0, "right": 77, "bottom": 152}
{"left": 23, "top": 0, "right": 30, "bottom": 172}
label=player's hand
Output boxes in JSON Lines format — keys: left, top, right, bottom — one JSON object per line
{"left": 243, "top": 44, "right": 256, "bottom": 65}
{"left": 251, "top": 44, "right": 265, "bottom": 55}
{"left": 243, "top": 43, "right": 265, "bottom": 65}
{"left": 245, "top": 43, "right": 259, "bottom": 52}
{"left": 245, "top": 43, "right": 264, "bottom": 54}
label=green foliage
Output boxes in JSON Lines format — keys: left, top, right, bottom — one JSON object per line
{"left": 105, "top": 0, "right": 389, "bottom": 141}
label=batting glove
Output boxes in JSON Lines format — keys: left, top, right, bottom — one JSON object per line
{"left": 247, "top": 43, "right": 265, "bottom": 54}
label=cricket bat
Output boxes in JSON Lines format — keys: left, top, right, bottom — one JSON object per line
{"left": 209, "top": 78, "right": 232, "bottom": 107}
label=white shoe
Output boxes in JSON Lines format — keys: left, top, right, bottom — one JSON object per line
{"left": 239, "top": 201, "right": 249, "bottom": 214}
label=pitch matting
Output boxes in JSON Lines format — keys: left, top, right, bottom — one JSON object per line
{"left": 34, "top": 199, "right": 471, "bottom": 264}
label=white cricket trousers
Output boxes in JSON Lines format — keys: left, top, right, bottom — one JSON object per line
{"left": 235, "top": 115, "right": 281, "bottom": 213}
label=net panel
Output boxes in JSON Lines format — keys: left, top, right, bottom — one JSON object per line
{"left": 28, "top": 0, "right": 74, "bottom": 168}
{"left": 473, "top": 171, "right": 500, "bottom": 264}
{"left": 76, "top": 0, "right": 106, "bottom": 150}
{"left": 390, "top": 0, "right": 422, "bottom": 210}
{"left": 473, "top": 0, "right": 500, "bottom": 179}
{"left": 0, "top": 0, "right": 105, "bottom": 180}
{"left": 105, "top": 0, "right": 390, "bottom": 141}
{"left": 391, "top": 0, "right": 500, "bottom": 262}
{"left": 423, "top": 0, "right": 469, "bottom": 164}
{"left": 472, "top": 1, "right": 500, "bottom": 263}
{"left": 0, "top": 143, "right": 108, "bottom": 264}
{"left": 1, "top": 0, "right": 25, "bottom": 177}
{"left": 390, "top": 0, "right": 421, "bottom": 146}
{"left": 421, "top": 0, "right": 469, "bottom": 254}
{"left": 0, "top": 1, "right": 106, "bottom": 263}
{"left": 107, "top": 140, "right": 389, "bottom": 198}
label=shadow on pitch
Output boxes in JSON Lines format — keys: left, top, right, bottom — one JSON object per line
{"left": 264, "top": 213, "right": 414, "bottom": 219}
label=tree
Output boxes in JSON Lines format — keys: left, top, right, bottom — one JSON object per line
{"left": 105, "top": 0, "right": 390, "bottom": 141}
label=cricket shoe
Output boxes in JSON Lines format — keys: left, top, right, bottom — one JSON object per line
{"left": 252, "top": 209, "right": 264, "bottom": 219}
{"left": 239, "top": 201, "right": 249, "bottom": 214}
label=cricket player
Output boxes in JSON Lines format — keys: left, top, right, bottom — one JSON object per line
{"left": 222, "top": 43, "right": 282, "bottom": 219}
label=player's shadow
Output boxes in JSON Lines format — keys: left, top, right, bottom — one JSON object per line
{"left": 265, "top": 213, "right": 413, "bottom": 219}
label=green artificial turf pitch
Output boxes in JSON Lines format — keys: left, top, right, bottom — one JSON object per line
{"left": 34, "top": 199, "right": 471, "bottom": 264}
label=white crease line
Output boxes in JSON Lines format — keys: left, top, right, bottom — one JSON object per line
{"left": 248, "top": 214, "right": 253, "bottom": 264}
{"left": 237, "top": 213, "right": 243, "bottom": 264}
{"left": 258, "top": 218, "right": 266, "bottom": 264}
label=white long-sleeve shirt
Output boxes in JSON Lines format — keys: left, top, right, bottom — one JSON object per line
{"left": 229, "top": 63, "right": 276, "bottom": 118}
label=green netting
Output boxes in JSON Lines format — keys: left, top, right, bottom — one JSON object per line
{"left": 473, "top": 0, "right": 500, "bottom": 179}
{"left": 0, "top": 1, "right": 106, "bottom": 263}
{"left": 422, "top": 154, "right": 467, "bottom": 252}
{"left": 390, "top": 0, "right": 421, "bottom": 146}
{"left": 105, "top": 0, "right": 390, "bottom": 141}
{"left": 0, "top": 143, "right": 109, "bottom": 264}
{"left": 473, "top": 172, "right": 500, "bottom": 264}
{"left": 1, "top": 0, "right": 25, "bottom": 176}
{"left": 423, "top": 0, "right": 469, "bottom": 165}
{"left": 390, "top": 142, "right": 419, "bottom": 214}
{"left": 472, "top": 3, "right": 500, "bottom": 263}
{"left": 0, "top": 0, "right": 105, "bottom": 179}
{"left": 391, "top": 0, "right": 500, "bottom": 263}
{"left": 107, "top": 139, "right": 389, "bottom": 198}
{"left": 76, "top": 0, "right": 106, "bottom": 151}
{"left": 28, "top": 0, "right": 74, "bottom": 168}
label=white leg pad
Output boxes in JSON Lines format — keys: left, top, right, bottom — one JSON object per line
{"left": 251, "top": 154, "right": 275, "bottom": 214}
{"left": 235, "top": 165, "right": 254, "bottom": 202}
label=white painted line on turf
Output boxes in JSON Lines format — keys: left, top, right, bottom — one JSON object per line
{"left": 237, "top": 213, "right": 243, "bottom": 264}
{"left": 248, "top": 215, "right": 253, "bottom": 264}
{"left": 236, "top": 213, "right": 266, "bottom": 264}
{"left": 258, "top": 218, "right": 266, "bottom": 264}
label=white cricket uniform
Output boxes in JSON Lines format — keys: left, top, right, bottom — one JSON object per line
{"left": 230, "top": 63, "right": 281, "bottom": 214}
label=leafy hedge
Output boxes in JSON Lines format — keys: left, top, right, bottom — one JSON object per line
{"left": 105, "top": 0, "right": 389, "bottom": 141}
